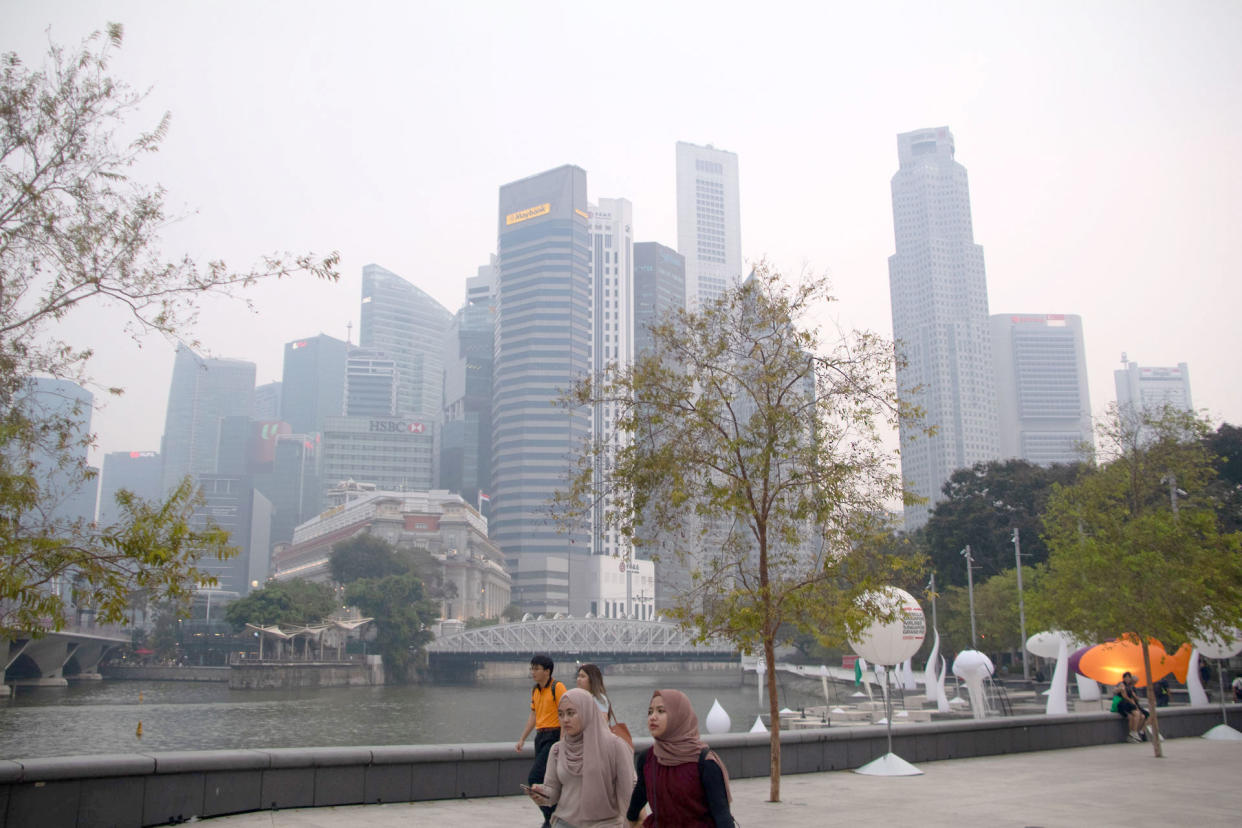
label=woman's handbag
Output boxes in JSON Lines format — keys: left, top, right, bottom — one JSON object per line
{"left": 608, "top": 709, "right": 633, "bottom": 747}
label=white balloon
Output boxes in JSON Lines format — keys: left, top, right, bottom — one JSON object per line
{"left": 849, "top": 587, "right": 927, "bottom": 666}
{"left": 1026, "top": 630, "right": 1075, "bottom": 659}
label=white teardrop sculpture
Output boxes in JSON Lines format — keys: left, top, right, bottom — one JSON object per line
{"left": 749, "top": 715, "right": 768, "bottom": 733}
{"left": 705, "top": 698, "right": 731, "bottom": 734}
{"left": 1187, "top": 648, "right": 1210, "bottom": 706}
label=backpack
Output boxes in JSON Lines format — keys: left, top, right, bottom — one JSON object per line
{"left": 532, "top": 680, "right": 563, "bottom": 707}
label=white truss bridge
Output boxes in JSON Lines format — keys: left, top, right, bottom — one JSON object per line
{"left": 426, "top": 617, "right": 736, "bottom": 662}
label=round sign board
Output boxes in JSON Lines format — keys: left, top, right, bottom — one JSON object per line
{"left": 1191, "top": 628, "right": 1242, "bottom": 660}
{"left": 849, "top": 587, "right": 926, "bottom": 666}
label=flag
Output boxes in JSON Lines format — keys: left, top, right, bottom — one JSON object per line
{"left": 477, "top": 491, "right": 490, "bottom": 510}
{"left": 854, "top": 658, "right": 862, "bottom": 686}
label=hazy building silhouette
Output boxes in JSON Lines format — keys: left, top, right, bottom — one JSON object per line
{"left": 253, "top": 381, "right": 282, "bottom": 421}
{"left": 344, "top": 348, "right": 398, "bottom": 417}
{"left": 97, "top": 450, "right": 161, "bottom": 526}
{"left": 492, "top": 164, "right": 593, "bottom": 613}
{"left": 18, "top": 377, "right": 99, "bottom": 526}
{"left": 1115, "top": 358, "right": 1193, "bottom": 415}
{"left": 633, "top": 242, "right": 685, "bottom": 360}
{"left": 159, "top": 344, "right": 256, "bottom": 493}
{"left": 888, "top": 127, "right": 999, "bottom": 529}
{"left": 440, "top": 260, "right": 495, "bottom": 511}
{"left": 991, "top": 314, "right": 1093, "bottom": 465}
{"left": 279, "top": 334, "right": 348, "bottom": 435}
{"left": 676, "top": 141, "right": 742, "bottom": 309}
{"left": 360, "top": 264, "right": 452, "bottom": 420}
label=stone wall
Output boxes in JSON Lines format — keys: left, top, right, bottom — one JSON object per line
{"left": 0, "top": 705, "right": 1237, "bottom": 827}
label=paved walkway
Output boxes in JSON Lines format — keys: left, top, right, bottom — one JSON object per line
{"left": 205, "top": 737, "right": 1242, "bottom": 827}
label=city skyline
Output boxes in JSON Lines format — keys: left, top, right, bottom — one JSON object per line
{"left": 4, "top": 2, "right": 1239, "bottom": 465}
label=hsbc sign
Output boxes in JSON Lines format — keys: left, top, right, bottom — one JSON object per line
{"left": 369, "top": 420, "right": 426, "bottom": 434}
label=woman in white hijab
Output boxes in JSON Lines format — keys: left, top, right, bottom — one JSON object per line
{"left": 527, "top": 687, "right": 636, "bottom": 828}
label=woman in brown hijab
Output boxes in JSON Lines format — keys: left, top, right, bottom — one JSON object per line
{"left": 527, "top": 687, "right": 636, "bottom": 828}
{"left": 625, "top": 689, "right": 734, "bottom": 827}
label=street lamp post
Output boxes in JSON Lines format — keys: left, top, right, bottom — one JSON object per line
{"left": 1013, "top": 528, "right": 1029, "bottom": 680}
{"left": 961, "top": 545, "right": 977, "bottom": 648}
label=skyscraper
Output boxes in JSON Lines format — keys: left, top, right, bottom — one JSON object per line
{"left": 633, "top": 242, "right": 686, "bottom": 359}
{"left": 97, "top": 450, "right": 161, "bottom": 525}
{"left": 1115, "top": 359, "right": 1193, "bottom": 415}
{"left": 359, "top": 264, "right": 452, "bottom": 419}
{"left": 159, "top": 344, "right": 256, "bottom": 493}
{"left": 991, "top": 314, "right": 1093, "bottom": 465}
{"left": 588, "top": 198, "right": 633, "bottom": 562}
{"left": 676, "top": 141, "right": 742, "bottom": 309}
{"left": 888, "top": 127, "right": 999, "bottom": 529}
{"left": 343, "top": 348, "right": 398, "bottom": 417}
{"left": 280, "top": 334, "right": 348, "bottom": 435}
{"left": 492, "top": 165, "right": 593, "bottom": 613}
{"left": 440, "top": 261, "right": 496, "bottom": 510}
{"left": 18, "top": 377, "right": 99, "bottom": 525}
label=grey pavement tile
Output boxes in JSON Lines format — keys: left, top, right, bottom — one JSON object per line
{"left": 202, "top": 739, "right": 1242, "bottom": 827}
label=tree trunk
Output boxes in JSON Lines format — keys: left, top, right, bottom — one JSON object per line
{"left": 765, "top": 636, "right": 781, "bottom": 801}
{"left": 1139, "top": 638, "right": 1163, "bottom": 758}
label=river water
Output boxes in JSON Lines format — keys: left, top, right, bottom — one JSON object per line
{"left": 0, "top": 670, "right": 836, "bottom": 760}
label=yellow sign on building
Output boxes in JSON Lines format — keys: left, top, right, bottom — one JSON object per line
{"left": 505, "top": 203, "right": 551, "bottom": 225}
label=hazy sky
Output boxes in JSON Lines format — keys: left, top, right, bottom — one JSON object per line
{"left": 4, "top": 1, "right": 1240, "bottom": 464}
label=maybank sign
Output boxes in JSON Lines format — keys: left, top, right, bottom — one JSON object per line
{"left": 505, "top": 203, "right": 551, "bottom": 225}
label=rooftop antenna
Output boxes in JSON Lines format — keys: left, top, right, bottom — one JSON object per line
{"left": 346, "top": 321, "right": 353, "bottom": 346}
{"left": 1120, "top": 351, "right": 1127, "bottom": 365}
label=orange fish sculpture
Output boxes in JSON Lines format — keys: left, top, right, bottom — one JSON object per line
{"left": 1071, "top": 637, "right": 1191, "bottom": 687}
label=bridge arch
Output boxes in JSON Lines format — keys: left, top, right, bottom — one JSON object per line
{"left": 426, "top": 617, "right": 736, "bottom": 665}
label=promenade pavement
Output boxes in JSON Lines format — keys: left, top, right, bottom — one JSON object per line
{"left": 205, "top": 736, "right": 1242, "bottom": 827}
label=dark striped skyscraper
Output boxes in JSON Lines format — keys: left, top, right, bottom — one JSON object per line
{"left": 492, "top": 165, "right": 592, "bottom": 613}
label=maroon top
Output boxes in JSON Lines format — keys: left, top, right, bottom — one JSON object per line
{"left": 628, "top": 748, "right": 732, "bottom": 827}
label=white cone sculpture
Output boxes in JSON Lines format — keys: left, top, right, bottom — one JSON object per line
{"left": 1076, "top": 673, "right": 1102, "bottom": 702}
{"left": 849, "top": 587, "right": 927, "bottom": 776}
{"left": 749, "top": 715, "right": 768, "bottom": 733}
{"left": 952, "top": 650, "right": 994, "bottom": 720}
{"left": 705, "top": 698, "right": 731, "bottom": 735}
{"left": 923, "top": 631, "right": 940, "bottom": 704}
{"left": 1191, "top": 627, "right": 1242, "bottom": 739}
{"left": 900, "top": 658, "right": 917, "bottom": 691}
{"left": 1186, "top": 648, "right": 1209, "bottom": 706}
{"left": 1027, "top": 630, "right": 1074, "bottom": 715}
{"left": 936, "top": 655, "right": 951, "bottom": 712}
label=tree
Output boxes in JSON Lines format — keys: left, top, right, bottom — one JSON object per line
{"left": 329, "top": 535, "right": 406, "bottom": 584}
{"left": 1031, "top": 405, "right": 1242, "bottom": 757}
{"left": 223, "top": 579, "right": 337, "bottom": 631}
{"left": 345, "top": 573, "right": 438, "bottom": 683}
{"left": 937, "top": 566, "right": 1044, "bottom": 661}
{"left": 556, "top": 263, "right": 921, "bottom": 801}
{"left": 0, "top": 24, "right": 339, "bottom": 638}
{"left": 921, "top": 459, "right": 1083, "bottom": 588}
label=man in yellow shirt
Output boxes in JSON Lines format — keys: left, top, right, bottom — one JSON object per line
{"left": 515, "top": 653, "right": 566, "bottom": 828}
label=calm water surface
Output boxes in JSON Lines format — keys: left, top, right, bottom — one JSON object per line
{"left": 0, "top": 670, "right": 835, "bottom": 760}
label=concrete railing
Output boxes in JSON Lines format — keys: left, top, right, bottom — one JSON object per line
{"left": 1, "top": 705, "right": 1237, "bottom": 827}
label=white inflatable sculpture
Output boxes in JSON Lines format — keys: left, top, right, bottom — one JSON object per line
{"left": 849, "top": 587, "right": 927, "bottom": 776}
{"left": 952, "top": 650, "right": 995, "bottom": 719}
{"left": 1186, "top": 648, "right": 1209, "bottom": 706}
{"left": 1191, "top": 627, "right": 1242, "bottom": 740}
{"left": 705, "top": 698, "right": 731, "bottom": 734}
{"left": 1027, "top": 630, "right": 1093, "bottom": 714}
{"left": 899, "top": 658, "right": 918, "bottom": 691}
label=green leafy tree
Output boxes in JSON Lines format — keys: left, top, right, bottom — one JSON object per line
{"left": 223, "top": 579, "right": 337, "bottom": 631}
{"left": 937, "top": 566, "right": 1044, "bottom": 661}
{"left": 345, "top": 574, "right": 438, "bottom": 683}
{"left": 1204, "top": 423, "right": 1242, "bottom": 532}
{"left": 556, "top": 263, "right": 921, "bottom": 801}
{"left": 148, "top": 602, "right": 181, "bottom": 661}
{"left": 922, "top": 459, "right": 1083, "bottom": 588}
{"left": 501, "top": 603, "right": 523, "bottom": 622}
{"left": 0, "top": 24, "right": 338, "bottom": 637}
{"left": 1031, "top": 405, "right": 1242, "bottom": 757}
{"left": 329, "top": 534, "right": 406, "bottom": 584}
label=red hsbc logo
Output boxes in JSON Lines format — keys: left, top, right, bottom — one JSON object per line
{"left": 369, "top": 420, "right": 426, "bottom": 434}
